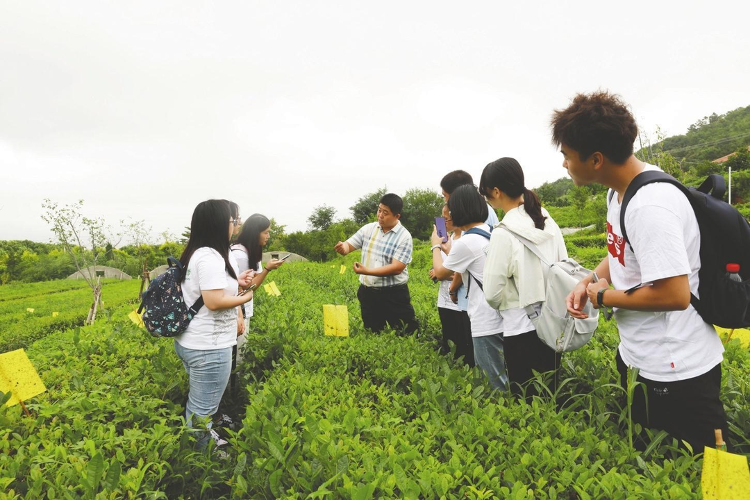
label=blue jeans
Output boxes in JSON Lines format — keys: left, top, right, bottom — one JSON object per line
{"left": 473, "top": 334, "right": 508, "bottom": 392}
{"left": 174, "top": 342, "right": 232, "bottom": 447}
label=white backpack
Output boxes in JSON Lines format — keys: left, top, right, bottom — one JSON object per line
{"left": 500, "top": 227, "right": 599, "bottom": 353}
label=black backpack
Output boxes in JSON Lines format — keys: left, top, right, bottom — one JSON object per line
{"left": 137, "top": 257, "right": 205, "bottom": 337}
{"left": 617, "top": 171, "right": 750, "bottom": 328}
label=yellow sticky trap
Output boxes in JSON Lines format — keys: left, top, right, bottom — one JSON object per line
{"left": 52, "top": 312, "right": 59, "bottom": 317}
{"left": 0, "top": 349, "right": 47, "bottom": 407}
{"left": 702, "top": 446, "right": 750, "bottom": 498}
{"left": 128, "top": 311, "right": 145, "bottom": 328}
{"left": 715, "top": 326, "right": 750, "bottom": 348}
{"left": 269, "top": 282, "right": 281, "bottom": 296}
{"left": 26, "top": 308, "right": 34, "bottom": 313}
{"left": 323, "top": 305, "right": 349, "bottom": 337}
{"left": 264, "top": 284, "right": 273, "bottom": 295}
{"left": 339, "top": 265, "right": 346, "bottom": 274}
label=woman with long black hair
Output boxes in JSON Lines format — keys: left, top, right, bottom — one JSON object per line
{"left": 231, "top": 214, "right": 285, "bottom": 337}
{"left": 174, "top": 199, "right": 255, "bottom": 450}
{"left": 480, "top": 157, "right": 567, "bottom": 400}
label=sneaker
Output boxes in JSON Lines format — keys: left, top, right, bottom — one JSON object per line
{"left": 214, "top": 413, "right": 234, "bottom": 427}
{"left": 209, "top": 428, "right": 228, "bottom": 448}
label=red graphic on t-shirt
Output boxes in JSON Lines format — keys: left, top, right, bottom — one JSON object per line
{"left": 607, "top": 222, "right": 625, "bottom": 266}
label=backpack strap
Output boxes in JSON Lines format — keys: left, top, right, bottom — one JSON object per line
{"left": 166, "top": 256, "right": 205, "bottom": 316}
{"left": 498, "top": 226, "right": 551, "bottom": 267}
{"left": 619, "top": 171, "right": 726, "bottom": 246}
{"left": 463, "top": 226, "right": 492, "bottom": 239}
{"left": 497, "top": 226, "right": 548, "bottom": 322}
{"left": 459, "top": 226, "right": 491, "bottom": 298}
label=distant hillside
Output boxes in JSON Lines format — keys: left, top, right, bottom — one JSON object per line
{"left": 637, "top": 104, "right": 750, "bottom": 165}
{"left": 536, "top": 103, "right": 750, "bottom": 205}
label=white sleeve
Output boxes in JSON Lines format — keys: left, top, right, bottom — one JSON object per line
{"left": 627, "top": 205, "right": 691, "bottom": 283}
{"left": 231, "top": 248, "right": 250, "bottom": 273}
{"left": 442, "top": 239, "right": 472, "bottom": 274}
{"left": 196, "top": 251, "right": 229, "bottom": 290}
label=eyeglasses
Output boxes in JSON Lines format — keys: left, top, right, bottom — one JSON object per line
{"left": 231, "top": 218, "right": 241, "bottom": 226}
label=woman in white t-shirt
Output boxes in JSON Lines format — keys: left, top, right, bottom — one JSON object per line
{"left": 431, "top": 185, "right": 508, "bottom": 391}
{"left": 429, "top": 203, "right": 474, "bottom": 366}
{"left": 174, "top": 199, "right": 256, "bottom": 450}
{"left": 231, "top": 214, "right": 285, "bottom": 359}
{"left": 480, "top": 157, "right": 566, "bottom": 400}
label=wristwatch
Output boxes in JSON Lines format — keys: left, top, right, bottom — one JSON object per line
{"left": 597, "top": 288, "right": 607, "bottom": 308}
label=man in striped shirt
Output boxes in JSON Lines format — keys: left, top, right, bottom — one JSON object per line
{"left": 334, "top": 193, "right": 418, "bottom": 334}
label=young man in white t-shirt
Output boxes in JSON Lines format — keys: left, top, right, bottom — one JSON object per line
{"left": 552, "top": 91, "right": 728, "bottom": 452}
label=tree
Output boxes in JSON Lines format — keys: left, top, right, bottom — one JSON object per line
{"left": 569, "top": 186, "right": 591, "bottom": 227}
{"left": 350, "top": 187, "right": 387, "bottom": 224}
{"left": 267, "top": 218, "right": 286, "bottom": 251}
{"left": 725, "top": 146, "right": 750, "bottom": 172}
{"left": 41, "top": 199, "right": 109, "bottom": 324}
{"left": 400, "top": 188, "right": 445, "bottom": 240}
{"left": 308, "top": 205, "right": 336, "bottom": 231}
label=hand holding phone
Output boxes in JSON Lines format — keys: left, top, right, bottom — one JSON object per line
{"left": 239, "top": 283, "right": 257, "bottom": 296}
{"left": 280, "top": 254, "right": 291, "bottom": 261}
{"left": 435, "top": 217, "right": 448, "bottom": 243}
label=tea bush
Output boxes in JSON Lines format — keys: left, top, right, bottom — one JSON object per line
{"left": 1, "top": 242, "right": 748, "bottom": 498}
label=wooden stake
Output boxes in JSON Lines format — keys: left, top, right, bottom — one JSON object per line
{"left": 19, "top": 400, "right": 32, "bottom": 418}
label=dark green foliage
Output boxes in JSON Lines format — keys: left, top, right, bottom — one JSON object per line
{"left": 350, "top": 187, "right": 387, "bottom": 225}
{"left": 642, "top": 105, "right": 750, "bottom": 165}
{"left": 2, "top": 240, "right": 748, "bottom": 497}
{"left": 399, "top": 188, "right": 445, "bottom": 240}
{"left": 308, "top": 205, "right": 337, "bottom": 231}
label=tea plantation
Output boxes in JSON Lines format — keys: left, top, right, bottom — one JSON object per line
{"left": 1, "top": 240, "right": 749, "bottom": 498}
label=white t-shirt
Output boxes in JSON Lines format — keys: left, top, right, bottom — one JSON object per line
{"left": 231, "top": 244, "right": 262, "bottom": 318}
{"left": 436, "top": 249, "right": 461, "bottom": 311}
{"left": 175, "top": 247, "right": 239, "bottom": 350}
{"left": 608, "top": 165, "right": 723, "bottom": 382}
{"left": 499, "top": 307, "right": 535, "bottom": 337}
{"left": 442, "top": 224, "right": 503, "bottom": 337}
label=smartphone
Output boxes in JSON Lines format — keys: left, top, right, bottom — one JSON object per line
{"left": 280, "top": 254, "right": 291, "bottom": 261}
{"left": 435, "top": 217, "right": 448, "bottom": 243}
{"left": 239, "top": 283, "right": 257, "bottom": 296}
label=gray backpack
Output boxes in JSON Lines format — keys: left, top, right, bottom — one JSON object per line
{"left": 500, "top": 227, "right": 599, "bottom": 352}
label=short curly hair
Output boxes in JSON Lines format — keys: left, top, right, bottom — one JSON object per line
{"left": 551, "top": 91, "right": 638, "bottom": 164}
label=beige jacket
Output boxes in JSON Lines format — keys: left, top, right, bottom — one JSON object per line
{"left": 484, "top": 205, "right": 567, "bottom": 310}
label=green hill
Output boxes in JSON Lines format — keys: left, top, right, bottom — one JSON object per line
{"left": 641, "top": 104, "right": 750, "bottom": 165}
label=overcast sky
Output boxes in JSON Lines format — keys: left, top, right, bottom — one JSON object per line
{"left": 2, "top": 1, "right": 749, "bottom": 244}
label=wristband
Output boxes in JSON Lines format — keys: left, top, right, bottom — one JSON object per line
{"left": 431, "top": 245, "right": 441, "bottom": 252}
{"left": 597, "top": 288, "right": 606, "bottom": 308}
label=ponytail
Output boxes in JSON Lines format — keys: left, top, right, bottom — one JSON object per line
{"left": 523, "top": 188, "right": 547, "bottom": 230}
{"left": 480, "top": 157, "right": 547, "bottom": 230}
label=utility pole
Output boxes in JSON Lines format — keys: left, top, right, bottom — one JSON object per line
{"left": 728, "top": 167, "right": 732, "bottom": 205}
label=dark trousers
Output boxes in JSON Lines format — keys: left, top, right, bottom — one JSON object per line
{"left": 504, "top": 330, "right": 561, "bottom": 401}
{"left": 357, "top": 284, "right": 418, "bottom": 334}
{"left": 616, "top": 351, "right": 729, "bottom": 452}
{"left": 437, "top": 307, "right": 475, "bottom": 367}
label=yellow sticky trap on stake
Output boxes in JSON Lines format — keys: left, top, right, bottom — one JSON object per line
{"left": 26, "top": 308, "right": 34, "bottom": 313}
{"left": 0, "top": 349, "right": 47, "bottom": 408}
{"left": 339, "top": 265, "right": 346, "bottom": 274}
{"left": 269, "top": 282, "right": 281, "bottom": 296}
{"left": 264, "top": 284, "right": 273, "bottom": 295}
{"left": 323, "top": 305, "right": 349, "bottom": 337}
{"left": 701, "top": 446, "right": 750, "bottom": 498}
{"left": 128, "top": 311, "right": 145, "bottom": 328}
{"left": 52, "top": 312, "right": 59, "bottom": 317}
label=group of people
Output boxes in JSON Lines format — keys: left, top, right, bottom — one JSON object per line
{"left": 335, "top": 91, "right": 729, "bottom": 453}
{"left": 175, "top": 90, "right": 729, "bottom": 455}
